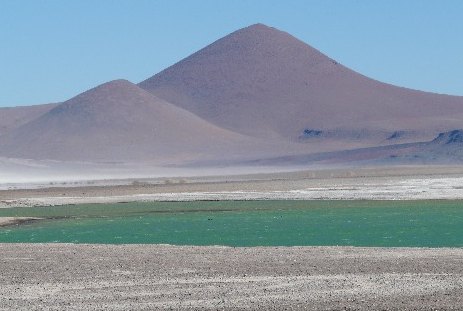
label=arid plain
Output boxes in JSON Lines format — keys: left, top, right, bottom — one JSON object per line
{"left": 2, "top": 166, "right": 463, "bottom": 310}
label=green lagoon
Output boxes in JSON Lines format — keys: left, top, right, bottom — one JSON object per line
{"left": 1, "top": 200, "right": 463, "bottom": 247}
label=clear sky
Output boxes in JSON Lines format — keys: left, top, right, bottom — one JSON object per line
{"left": 1, "top": 0, "right": 462, "bottom": 107}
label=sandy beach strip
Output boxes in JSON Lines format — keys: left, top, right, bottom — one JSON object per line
{"left": 0, "top": 244, "right": 462, "bottom": 310}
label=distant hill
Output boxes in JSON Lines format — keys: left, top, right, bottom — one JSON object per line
{"left": 0, "top": 80, "right": 253, "bottom": 162}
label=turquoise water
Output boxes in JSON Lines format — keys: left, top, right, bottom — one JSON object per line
{"left": 1, "top": 200, "right": 463, "bottom": 246}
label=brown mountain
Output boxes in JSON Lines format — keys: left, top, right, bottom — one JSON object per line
{"left": 139, "top": 23, "right": 463, "bottom": 146}
{"left": 0, "top": 80, "right": 253, "bottom": 162}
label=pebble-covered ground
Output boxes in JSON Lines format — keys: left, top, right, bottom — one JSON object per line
{"left": 1, "top": 244, "right": 462, "bottom": 310}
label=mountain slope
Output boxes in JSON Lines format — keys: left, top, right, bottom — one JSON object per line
{"left": 0, "top": 103, "right": 58, "bottom": 137}
{"left": 0, "top": 80, "right": 253, "bottom": 162}
{"left": 139, "top": 23, "right": 463, "bottom": 144}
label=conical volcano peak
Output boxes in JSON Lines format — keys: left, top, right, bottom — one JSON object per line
{"left": 232, "top": 23, "right": 305, "bottom": 42}
{"left": 236, "top": 23, "right": 278, "bottom": 34}
{"left": 212, "top": 23, "right": 329, "bottom": 60}
{"left": 138, "top": 23, "right": 347, "bottom": 138}
{"left": 246, "top": 22, "right": 271, "bottom": 28}
{"left": 139, "top": 23, "right": 342, "bottom": 97}
{"left": 229, "top": 23, "right": 291, "bottom": 37}
{"left": 138, "top": 24, "right": 463, "bottom": 142}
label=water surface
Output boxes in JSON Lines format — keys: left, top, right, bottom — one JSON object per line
{"left": 1, "top": 200, "right": 462, "bottom": 247}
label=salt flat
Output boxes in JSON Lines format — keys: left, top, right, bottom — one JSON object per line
{"left": 2, "top": 166, "right": 463, "bottom": 208}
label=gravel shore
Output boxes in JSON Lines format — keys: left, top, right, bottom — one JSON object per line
{"left": 0, "top": 244, "right": 462, "bottom": 310}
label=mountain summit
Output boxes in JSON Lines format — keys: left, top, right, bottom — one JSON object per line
{"left": 140, "top": 23, "right": 463, "bottom": 143}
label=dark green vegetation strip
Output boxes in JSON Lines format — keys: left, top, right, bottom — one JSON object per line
{"left": 1, "top": 200, "right": 462, "bottom": 247}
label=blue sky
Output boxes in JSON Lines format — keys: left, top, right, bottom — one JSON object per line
{"left": 1, "top": 0, "right": 462, "bottom": 107}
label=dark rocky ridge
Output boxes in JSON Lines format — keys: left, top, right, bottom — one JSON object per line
{"left": 432, "top": 129, "right": 463, "bottom": 145}
{"left": 240, "top": 130, "right": 463, "bottom": 167}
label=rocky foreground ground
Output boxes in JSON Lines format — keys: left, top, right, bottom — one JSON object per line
{"left": 0, "top": 244, "right": 462, "bottom": 310}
